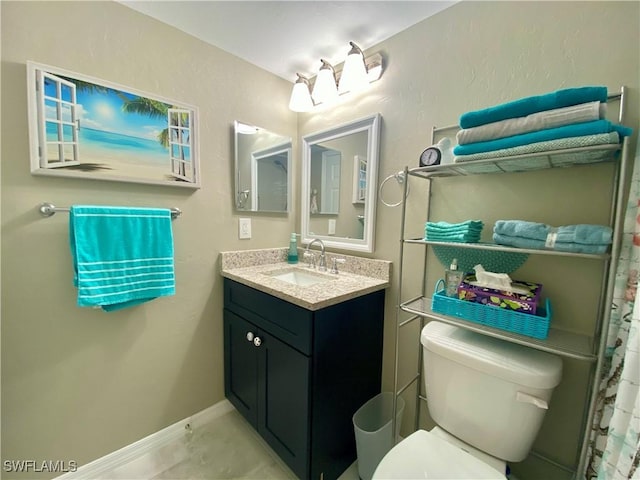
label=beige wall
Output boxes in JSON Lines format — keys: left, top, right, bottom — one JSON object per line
{"left": 298, "top": 1, "right": 638, "bottom": 478}
{"left": 1, "top": 1, "right": 296, "bottom": 478}
{"left": 2, "top": 1, "right": 639, "bottom": 479}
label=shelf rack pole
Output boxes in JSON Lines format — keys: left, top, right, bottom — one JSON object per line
{"left": 576, "top": 87, "right": 630, "bottom": 478}
{"left": 392, "top": 166, "right": 411, "bottom": 441}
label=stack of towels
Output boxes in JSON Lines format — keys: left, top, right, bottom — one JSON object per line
{"left": 425, "top": 220, "right": 484, "bottom": 243}
{"left": 453, "top": 86, "right": 633, "bottom": 163}
{"left": 493, "top": 220, "right": 612, "bottom": 254}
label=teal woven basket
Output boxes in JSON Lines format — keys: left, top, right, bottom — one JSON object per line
{"left": 431, "top": 281, "right": 551, "bottom": 339}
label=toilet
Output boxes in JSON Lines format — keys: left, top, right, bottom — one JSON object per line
{"left": 373, "top": 321, "right": 563, "bottom": 479}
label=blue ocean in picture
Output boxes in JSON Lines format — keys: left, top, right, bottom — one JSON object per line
{"left": 46, "top": 123, "right": 169, "bottom": 166}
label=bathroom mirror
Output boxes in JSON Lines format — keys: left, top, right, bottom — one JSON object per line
{"left": 301, "top": 113, "right": 381, "bottom": 253}
{"left": 234, "top": 121, "right": 292, "bottom": 212}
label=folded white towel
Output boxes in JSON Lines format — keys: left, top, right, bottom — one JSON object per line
{"left": 456, "top": 101, "right": 606, "bottom": 145}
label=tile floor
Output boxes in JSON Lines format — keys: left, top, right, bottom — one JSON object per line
{"left": 150, "top": 408, "right": 359, "bottom": 480}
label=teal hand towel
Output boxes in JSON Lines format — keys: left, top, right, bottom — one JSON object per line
{"left": 459, "top": 86, "right": 608, "bottom": 129}
{"left": 69, "top": 206, "right": 175, "bottom": 311}
{"left": 426, "top": 220, "right": 484, "bottom": 230}
{"left": 426, "top": 233, "right": 482, "bottom": 243}
{"left": 426, "top": 225, "right": 484, "bottom": 234}
{"left": 425, "top": 220, "right": 484, "bottom": 243}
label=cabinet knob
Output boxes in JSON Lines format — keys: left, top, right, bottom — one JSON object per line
{"left": 253, "top": 336, "right": 262, "bottom": 347}
{"left": 246, "top": 331, "right": 254, "bottom": 342}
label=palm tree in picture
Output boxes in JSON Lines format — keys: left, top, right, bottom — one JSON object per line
{"left": 64, "top": 76, "right": 188, "bottom": 179}
{"left": 120, "top": 96, "right": 188, "bottom": 179}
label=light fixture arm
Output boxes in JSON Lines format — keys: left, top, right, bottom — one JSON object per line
{"left": 295, "top": 73, "right": 311, "bottom": 85}
{"left": 319, "top": 59, "right": 337, "bottom": 81}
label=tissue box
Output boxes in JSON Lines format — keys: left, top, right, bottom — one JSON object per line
{"left": 457, "top": 274, "right": 542, "bottom": 314}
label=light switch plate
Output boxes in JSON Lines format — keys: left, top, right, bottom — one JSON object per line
{"left": 239, "top": 218, "right": 252, "bottom": 239}
{"left": 328, "top": 219, "right": 336, "bottom": 235}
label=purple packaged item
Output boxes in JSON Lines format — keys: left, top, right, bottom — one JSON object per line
{"left": 457, "top": 273, "right": 542, "bottom": 314}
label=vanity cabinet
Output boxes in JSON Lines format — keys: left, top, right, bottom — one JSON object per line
{"left": 223, "top": 278, "right": 385, "bottom": 480}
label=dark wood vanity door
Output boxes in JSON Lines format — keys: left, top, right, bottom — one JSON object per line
{"left": 257, "top": 329, "right": 311, "bottom": 479}
{"left": 223, "top": 309, "right": 259, "bottom": 425}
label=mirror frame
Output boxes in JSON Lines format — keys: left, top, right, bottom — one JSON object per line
{"left": 301, "top": 113, "right": 381, "bottom": 253}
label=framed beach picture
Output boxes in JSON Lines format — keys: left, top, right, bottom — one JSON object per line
{"left": 26, "top": 61, "right": 201, "bottom": 189}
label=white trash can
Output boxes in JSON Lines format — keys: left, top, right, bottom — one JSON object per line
{"left": 352, "top": 392, "right": 405, "bottom": 480}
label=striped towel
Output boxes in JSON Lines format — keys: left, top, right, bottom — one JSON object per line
{"left": 69, "top": 206, "right": 175, "bottom": 311}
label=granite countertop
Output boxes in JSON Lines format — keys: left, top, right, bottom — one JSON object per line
{"left": 220, "top": 248, "right": 391, "bottom": 311}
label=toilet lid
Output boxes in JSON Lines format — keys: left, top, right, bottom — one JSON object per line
{"left": 372, "top": 430, "right": 507, "bottom": 480}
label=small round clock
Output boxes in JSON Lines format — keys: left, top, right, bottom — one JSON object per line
{"left": 419, "top": 146, "right": 442, "bottom": 167}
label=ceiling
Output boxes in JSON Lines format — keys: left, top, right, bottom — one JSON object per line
{"left": 119, "top": 1, "right": 455, "bottom": 82}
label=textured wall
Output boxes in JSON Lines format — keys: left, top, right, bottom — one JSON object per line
{"left": 298, "top": 1, "right": 638, "bottom": 478}
{"left": 1, "top": 1, "right": 296, "bottom": 478}
{"left": 1, "top": 1, "right": 639, "bottom": 480}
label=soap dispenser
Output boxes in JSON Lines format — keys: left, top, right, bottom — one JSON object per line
{"left": 445, "top": 258, "right": 464, "bottom": 297}
{"left": 288, "top": 233, "right": 299, "bottom": 264}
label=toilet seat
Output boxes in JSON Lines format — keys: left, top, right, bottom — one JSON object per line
{"left": 372, "top": 430, "right": 507, "bottom": 479}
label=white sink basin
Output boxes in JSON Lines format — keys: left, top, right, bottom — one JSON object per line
{"left": 266, "top": 268, "right": 335, "bottom": 286}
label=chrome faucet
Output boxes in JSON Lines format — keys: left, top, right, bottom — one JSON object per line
{"left": 305, "top": 238, "right": 326, "bottom": 272}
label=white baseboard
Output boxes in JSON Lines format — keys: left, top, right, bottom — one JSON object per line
{"left": 55, "top": 399, "right": 235, "bottom": 479}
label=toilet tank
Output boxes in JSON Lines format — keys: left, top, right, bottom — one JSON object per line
{"left": 421, "top": 321, "right": 562, "bottom": 462}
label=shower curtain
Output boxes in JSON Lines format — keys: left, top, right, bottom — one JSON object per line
{"left": 587, "top": 137, "right": 640, "bottom": 480}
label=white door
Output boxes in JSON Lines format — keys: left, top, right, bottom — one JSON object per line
{"left": 321, "top": 150, "right": 341, "bottom": 214}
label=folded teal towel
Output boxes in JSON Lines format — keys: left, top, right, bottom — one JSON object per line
{"left": 493, "top": 233, "right": 609, "bottom": 254}
{"left": 453, "top": 120, "right": 632, "bottom": 156}
{"left": 459, "top": 86, "right": 608, "bottom": 129}
{"left": 494, "top": 220, "right": 612, "bottom": 245}
{"left": 426, "top": 232, "right": 482, "bottom": 243}
{"left": 426, "top": 225, "right": 483, "bottom": 234}
{"left": 69, "top": 206, "right": 175, "bottom": 311}
{"left": 426, "top": 220, "right": 484, "bottom": 230}
{"left": 425, "top": 220, "right": 483, "bottom": 243}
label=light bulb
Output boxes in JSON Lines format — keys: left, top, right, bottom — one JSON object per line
{"left": 338, "top": 42, "right": 369, "bottom": 94}
{"left": 289, "top": 74, "right": 313, "bottom": 112}
{"left": 311, "top": 60, "right": 338, "bottom": 105}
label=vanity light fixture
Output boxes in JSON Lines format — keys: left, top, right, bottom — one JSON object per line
{"left": 288, "top": 41, "right": 384, "bottom": 112}
{"left": 288, "top": 73, "right": 314, "bottom": 112}
{"left": 338, "top": 42, "right": 369, "bottom": 94}
{"left": 311, "top": 59, "right": 339, "bottom": 105}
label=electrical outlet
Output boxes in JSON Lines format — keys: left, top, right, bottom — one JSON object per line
{"left": 328, "top": 219, "right": 336, "bottom": 235}
{"left": 239, "top": 218, "right": 252, "bottom": 239}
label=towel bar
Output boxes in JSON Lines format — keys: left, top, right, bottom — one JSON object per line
{"left": 38, "top": 202, "right": 182, "bottom": 219}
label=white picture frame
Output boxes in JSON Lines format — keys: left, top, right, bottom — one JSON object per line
{"left": 27, "top": 61, "right": 201, "bottom": 189}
